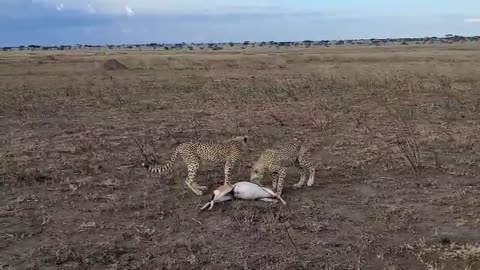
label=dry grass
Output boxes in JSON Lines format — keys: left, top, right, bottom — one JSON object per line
{"left": 1, "top": 44, "right": 479, "bottom": 269}
{"left": 403, "top": 240, "right": 480, "bottom": 270}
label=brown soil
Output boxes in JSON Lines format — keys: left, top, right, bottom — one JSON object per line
{"left": 0, "top": 45, "right": 479, "bottom": 269}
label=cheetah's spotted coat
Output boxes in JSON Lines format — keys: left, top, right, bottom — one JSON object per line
{"left": 250, "top": 138, "right": 315, "bottom": 195}
{"left": 142, "top": 136, "right": 248, "bottom": 196}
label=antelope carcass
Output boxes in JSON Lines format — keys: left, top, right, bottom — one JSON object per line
{"left": 200, "top": 181, "right": 286, "bottom": 210}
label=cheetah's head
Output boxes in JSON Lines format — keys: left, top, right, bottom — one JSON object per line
{"left": 250, "top": 162, "right": 265, "bottom": 183}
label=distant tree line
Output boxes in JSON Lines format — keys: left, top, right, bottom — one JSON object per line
{"left": 2, "top": 35, "right": 480, "bottom": 52}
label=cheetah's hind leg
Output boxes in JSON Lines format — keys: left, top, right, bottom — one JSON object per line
{"left": 298, "top": 148, "right": 315, "bottom": 188}
{"left": 293, "top": 167, "right": 308, "bottom": 188}
{"left": 186, "top": 181, "right": 204, "bottom": 196}
{"left": 184, "top": 164, "right": 204, "bottom": 196}
{"left": 306, "top": 166, "right": 315, "bottom": 187}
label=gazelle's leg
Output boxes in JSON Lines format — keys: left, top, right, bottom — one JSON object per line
{"left": 261, "top": 187, "right": 287, "bottom": 205}
{"left": 259, "top": 198, "right": 276, "bottom": 203}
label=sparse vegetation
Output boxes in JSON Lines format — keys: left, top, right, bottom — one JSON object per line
{"left": 0, "top": 43, "right": 479, "bottom": 269}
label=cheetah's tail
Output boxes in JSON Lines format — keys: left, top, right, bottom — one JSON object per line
{"left": 141, "top": 148, "right": 179, "bottom": 174}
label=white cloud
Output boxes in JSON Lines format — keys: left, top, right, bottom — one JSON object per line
{"left": 31, "top": 0, "right": 280, "bottom": 15}
{"left": 464, "top": 18, "right": 480, "bottom": 23}
{"left": 86, "top": 3, "right": 96, "bottom": 14}
{"left": 125, "top": 5, "right": 135, "bottom": 16}
{"left": 56, "top": 3, "right": 64, "bottom": 11}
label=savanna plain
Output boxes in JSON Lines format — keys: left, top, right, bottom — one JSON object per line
{"left": 1, "top": 44, "right": 480, "bottom": 269}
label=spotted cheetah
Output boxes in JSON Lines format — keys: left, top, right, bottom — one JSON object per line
{"left": 142, "top": 136, "right": 248, "bottom": 196}
{"left": 250, "top": 138, "right": 315, "bottom": 195}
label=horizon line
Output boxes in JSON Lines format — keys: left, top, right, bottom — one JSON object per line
{"left": 1, "top": 34, "right": 478, "bottom": 48}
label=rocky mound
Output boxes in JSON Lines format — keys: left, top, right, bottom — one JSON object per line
{"left": 103, "top": 59, "right": 128, "bottom": 70}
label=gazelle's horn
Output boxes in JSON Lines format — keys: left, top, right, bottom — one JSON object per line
{"left": 200, "top": 183, "right": 234, "bottom": 211}
{"left": 200, "top": 201, "right": 213, "bottom": 211}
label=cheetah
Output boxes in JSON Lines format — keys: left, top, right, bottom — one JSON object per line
{"left": 250, "top": 138, "right": 315, "bottom": 195}
{"left": 142, "top": 136, "right": 248, "bottom": 196}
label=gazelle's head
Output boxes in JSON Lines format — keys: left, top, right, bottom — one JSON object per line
{"left": 211, "top": 184, "right": 234, "bottom": 201}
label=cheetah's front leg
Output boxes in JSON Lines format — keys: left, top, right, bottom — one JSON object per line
{"left": 275, "top": 168, "right": 287, "bottom": 195}
{"left": 190, "top": 162, "right": 208, "bottom": 191}
{"left": 272, "top": 174, "right": 278, "bottom": 190}
{"left": 223, "top": 160, "right": 236, "bottom": 185}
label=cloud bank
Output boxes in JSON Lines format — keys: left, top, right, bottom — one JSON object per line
{"left": 32, "top": 0, "right": 281, "bottom": 15}
{"left": 464, "top": 18, "right": 480, "bottom": 23}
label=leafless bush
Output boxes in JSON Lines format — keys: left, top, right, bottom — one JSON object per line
{"left": 385, "top": 105, "right": 422, "bottom": 176}
{"left": 403, "top": 240, "right": 480, "bottom": 270}
{"left": 474, "top": 97, "right": 480, "bottom": 112}
{"left": 354, "top": 110, "right": 368, "bottom": 128}
{"left": 310, "top": 110, "right": 333, "bottom": 132}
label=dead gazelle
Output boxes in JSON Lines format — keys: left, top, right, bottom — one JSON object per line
{"left": 200, "top": 181, "right": 286, "bottom": 210}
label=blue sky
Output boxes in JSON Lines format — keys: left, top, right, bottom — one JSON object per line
{"left": 1, "top": 0, "right": 479, "bottom": 46}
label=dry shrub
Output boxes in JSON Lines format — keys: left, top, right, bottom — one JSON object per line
{"left": 403, "top": 240, "right": 480, "bottom": 270}
{"left": 364, "top": 99, "right": 423, "bottom": 176}
{"left": 308, "top": 105, "right": 334, "bottom": 133}
{"left": 38, "top": 55, "right": 60, "bottom": 64}
{"left": 388, "top": 107, "right": 422, "bottom": 176}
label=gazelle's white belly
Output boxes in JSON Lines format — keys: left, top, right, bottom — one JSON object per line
{"left": 232, "top": 181, "right": 272, "bottom": 200}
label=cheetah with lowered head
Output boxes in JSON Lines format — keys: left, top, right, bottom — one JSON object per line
{"left": 142, "top": 136, "right": 248, "bottom": 196}
{"left": 250, "top": 138, "right": 315, "bottom": 195}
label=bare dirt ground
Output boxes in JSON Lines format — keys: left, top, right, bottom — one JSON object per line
{"left": 1, "top": 45, "right": 480, "bottom": 269}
